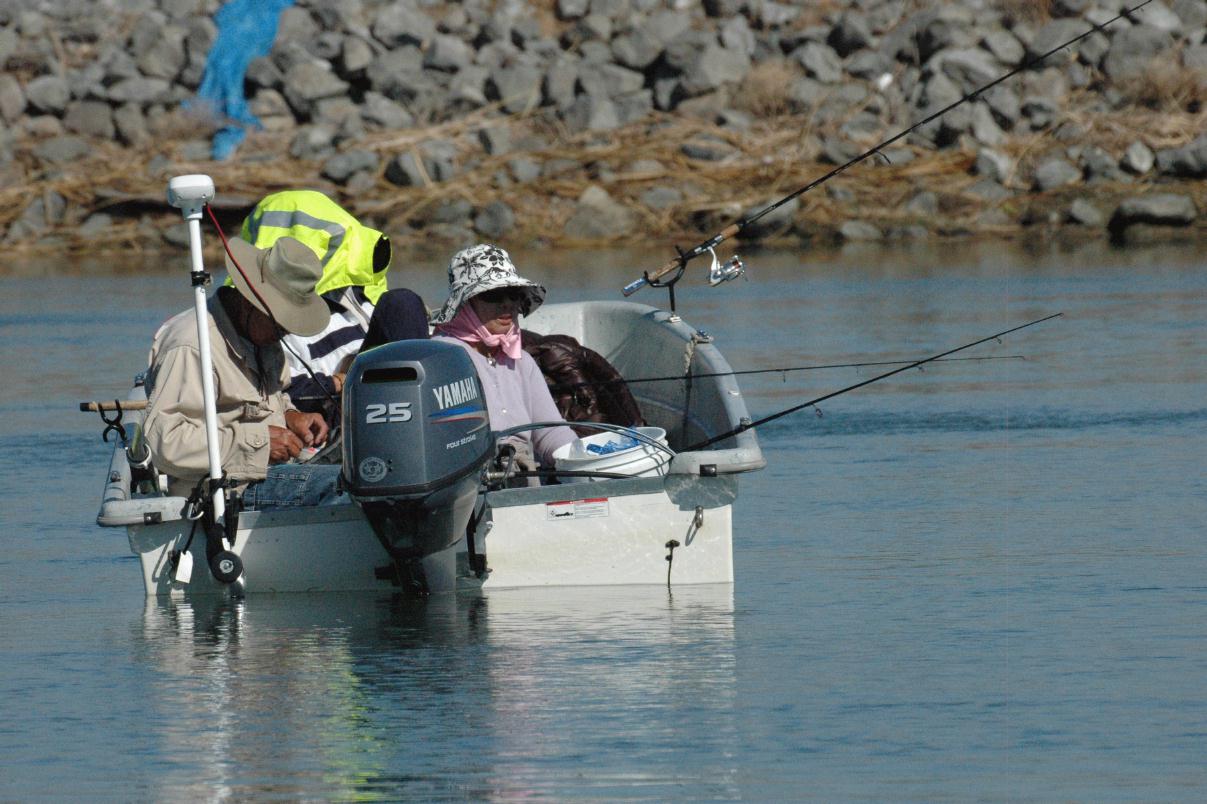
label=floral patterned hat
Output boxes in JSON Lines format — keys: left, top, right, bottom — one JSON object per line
{"left": 429, "top": 244, "right": 546, "bottom": 325}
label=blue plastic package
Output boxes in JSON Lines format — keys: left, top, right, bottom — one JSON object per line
{"left": 586, "top": 436, "right": 639, "bottom": 455}
{"left": 191, "top": 0, "right": 294, "bottom": 160}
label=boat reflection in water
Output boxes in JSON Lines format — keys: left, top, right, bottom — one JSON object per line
{"left": 135, "top": 585, "right": 737, "bottom": 799}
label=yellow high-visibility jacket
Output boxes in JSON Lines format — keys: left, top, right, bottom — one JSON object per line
{"left": 239, "top": 190, "right": 389, "bottom": 304}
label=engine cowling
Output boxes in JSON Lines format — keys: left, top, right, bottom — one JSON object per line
{"left": 341, "top": 340, "right": 492, "bottom": 571}
{"left": 342, "top": 339, "right": 491, "bottom": 498}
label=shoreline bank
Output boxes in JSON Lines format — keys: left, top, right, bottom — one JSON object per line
{"left": 1, "top": 0, "right": 1203, "bottom": 257}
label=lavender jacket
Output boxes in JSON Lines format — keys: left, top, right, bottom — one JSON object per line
{"left": 433, "top": 335, "right": 576, "bottom": 466}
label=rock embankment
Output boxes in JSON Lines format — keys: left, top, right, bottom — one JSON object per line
{"left": 0, "top": 0, "right": 1204, "bottom": 256}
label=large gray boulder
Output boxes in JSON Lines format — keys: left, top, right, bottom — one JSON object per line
{"left": 1102, "top": 25, "right": 1173, "bottom": 81}
{"left": 25, "top": 75, "right": 70, "bottom": 115}
{"left": 556, "top": 0, "right": 590, "bottom": 19}
{"left": 1155, "top": 134, "right": 1207, "bottom": 178}
{"left": 611, "top": 27, "right": 663, "bottom": 70}
{"left": 425, "top": 34, "right": 473, "bottom": 72}
{"left": 341, "top": 36, "right": 375, "bottom": 76}
{"left": 34, "top": 135, "right": 91, "bottom": 165}
{"left": 113, "top": 103, "right": 150, "bottom": 146}
{"left": 282, "top": 61, "right": 350, "bottom": 116}
{"left": 578, "top": 63, "right": 645, "bottom": 99}
{"left": 137, "top": 24, "right": 187, "bottom": 81}
{"left": 1121, "top": 141, "right": 1155, "bottom": 175}
{"left": 640, "top": 185, "right": 682, "bottom": 210}
{"left": 289, "top": 125, "right": 337, "bottom": 160}
{"left": 1025, "top": 19, "right": 1093, "bottom": 62}
{"left": 385, "top": 151, "right": 426, "bottom": 187}
{"left": 474, "top": 200, "right": 515, "bottom": 239}
{"left": 63, "top": 100, "right": 115, "bottom": 139}
{"left": 938, "top": 48, "right": 1003, "bottom": 94}
{"left": 543, "top": 55, "right": 579, "bottom": 110}
{"left": 1173, "top": 0, "right": 1207, "bottom": 28}
{"left": 321, "top": 149, "right": 379, "bottom": 184}
{"left": 981, "top": 29, "right": 1024, "bottom": 66}
{"left": 615, "top": 89, "right": 654, "bottom": 125}
{"left": 792, "top": 41, "right": 842, "bottom": 84}
{"left": 361, "top": 92, "right": 415, "bottom": 130}
{"left": 563, "top": 185, "right": 635, "bottom": 239}
{"left": 0, "top": 74, "right": 24, "bottom": 123}
{"left": 829, "top": 13, "right": 875, "bottom": 57}
{"left": 974, "top": 148, "right": 1013, "bottom": 183}
{"left": 838, "top": 220, "right": 884, "bottom": 241}
{"left": 1080, "top": 145, "right": 1125, "bottom": 182}
{"left": 678, "top": 44, "right": 749, "bottom": 96}
{"left": 488, "top": 64, "right": 543, "bottom": 113}
{"left": 1136, "top": 1, "right": 1185, "bottom": 33}
{"left": 448, "top": 65, "right": 490, "bottom": 108}
{"left": 1067, "top": 198, "right": 1104, "bottom": 226}
{"left": 372, "top": 2, "right": 437, "bottom": 48}
{"left": 106, "top": 77, "right": 171, "bottom": 105}
{"left": 563, "top": 94, "right": 621, "bottom": 132}
{"left": 1033, "top": 157, "right": 1082, "bottom": 191}
{"left": 365, "top": 47, "right": 425, "bottom": 100}
{"left": 1109, "top": 193, "right": 1198, "bottom": 231}
{"left": 720, "top": 15, "right": 756, "bottom": 58}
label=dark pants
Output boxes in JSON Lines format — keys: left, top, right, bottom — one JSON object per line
{"left": 361, "top": 288, "right": 430, "bottom": 351}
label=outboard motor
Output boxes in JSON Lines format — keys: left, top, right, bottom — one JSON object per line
{"left": 342, "top": 340, "right": 493, "bottom": 590}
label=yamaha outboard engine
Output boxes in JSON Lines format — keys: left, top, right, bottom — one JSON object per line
{"left": 342, "top": 340, "right": 492, "bottom": 591}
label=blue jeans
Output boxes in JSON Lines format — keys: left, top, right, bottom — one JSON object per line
{"left": 241, "top": 463, "right": 345, "bottom": 511}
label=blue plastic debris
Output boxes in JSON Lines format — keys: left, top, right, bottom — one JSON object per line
{"left": 586, "top": 436, "right": 639, "bottom": 455}
{"left": 192, "top": 0, "right": 294, "bottom": 160}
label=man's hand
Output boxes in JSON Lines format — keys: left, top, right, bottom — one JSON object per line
{"left": 332, "top": 372, "right": 346, "bottom": 394}
{"left": 268, "top": 425, "right": 304, "bottom": 463}
{"left": 285, "top": 409, "right": 329, "bottom": 447}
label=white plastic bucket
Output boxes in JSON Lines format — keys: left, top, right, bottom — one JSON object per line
{"left": 552, "top": 427, "right": 670, "bottom": 483}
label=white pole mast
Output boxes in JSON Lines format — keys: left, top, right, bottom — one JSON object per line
{"left": 167, "top": 174, "right": 225, "bottom": 523}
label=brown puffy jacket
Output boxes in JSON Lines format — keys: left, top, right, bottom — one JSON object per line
{"left": 522, "top": 330, "right": 645, "bottom": 436}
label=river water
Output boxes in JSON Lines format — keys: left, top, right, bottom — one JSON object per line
{"left": 2, "top": 239, "right": 1205, "bottom": 800}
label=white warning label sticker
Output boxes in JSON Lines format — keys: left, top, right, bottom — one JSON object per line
{"left": 545, "top": 497, "right": 610, "bottom": 521}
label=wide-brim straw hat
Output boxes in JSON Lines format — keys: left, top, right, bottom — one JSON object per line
{"left": 429, "top": 244, "right": 545, "bottom": 325}
{"left": 225, "top": 236, "right": 329, "bottom": 337}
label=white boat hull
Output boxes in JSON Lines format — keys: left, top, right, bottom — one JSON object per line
{"left": 128, "top": 505, "right": 458, "bottom": 596}
{"left": 127, "top": 474, "right": 735, "bottom": 596}
{"left": 474, "top": 475, "right": 736, "bottom": 589}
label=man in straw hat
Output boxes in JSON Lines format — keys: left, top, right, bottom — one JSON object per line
{"left": 143, "top": 236, "right": 344, "bottom": 509}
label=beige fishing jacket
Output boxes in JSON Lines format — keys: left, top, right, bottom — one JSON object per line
{"left": 143, "top": 295, "right": 294, "bottom": 496}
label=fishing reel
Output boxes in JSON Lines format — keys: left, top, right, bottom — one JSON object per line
{"left": 707, "top": 247, "right": 747, "bottom": 287}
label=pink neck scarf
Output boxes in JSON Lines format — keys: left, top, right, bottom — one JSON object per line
{"left": 434, "top": 303, "right": 522, "bottom": 361}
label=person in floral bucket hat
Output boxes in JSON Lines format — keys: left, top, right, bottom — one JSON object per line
{"left": 431, "top": 244, "right": 575, "bottom": 476}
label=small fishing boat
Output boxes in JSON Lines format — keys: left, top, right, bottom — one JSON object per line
{"left": 89, "top": 176, "right": 765, "bottom": 597}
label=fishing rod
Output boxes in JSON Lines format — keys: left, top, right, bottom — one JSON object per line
{"left": 549, "top": 354, "right": 1025, "bottom": 391}
{"left": 621, "top": 0, "right": 1155, "bottom": 297}
{"left": 684, "top": 313, "right": 1061, "bottom": 451}
{"left": 284, "top": 354, "right": 1025, "bottom": 405}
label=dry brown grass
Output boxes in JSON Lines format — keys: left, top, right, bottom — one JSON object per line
{"left": 1116, "top": 55, "right": 1207, "bottom": 114}
{"left": 5, "top": 88, "right": 1206, "bottom": 258}
{"left": 778, "top": 0, "right": 850, "bottom": 28}
{"left": 730, "top": 59, "right": 806, "bottom": 119}
{"left": 995, "top": 0, "right": 1052, "bottom": 25}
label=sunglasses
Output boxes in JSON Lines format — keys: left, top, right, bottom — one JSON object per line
{"left": 476, "top": 287, "right": 525, "bottom": 305}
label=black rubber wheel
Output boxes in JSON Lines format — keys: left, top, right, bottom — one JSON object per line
{"left": 209, "top": 550, "right": 243, "bottom": 584}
